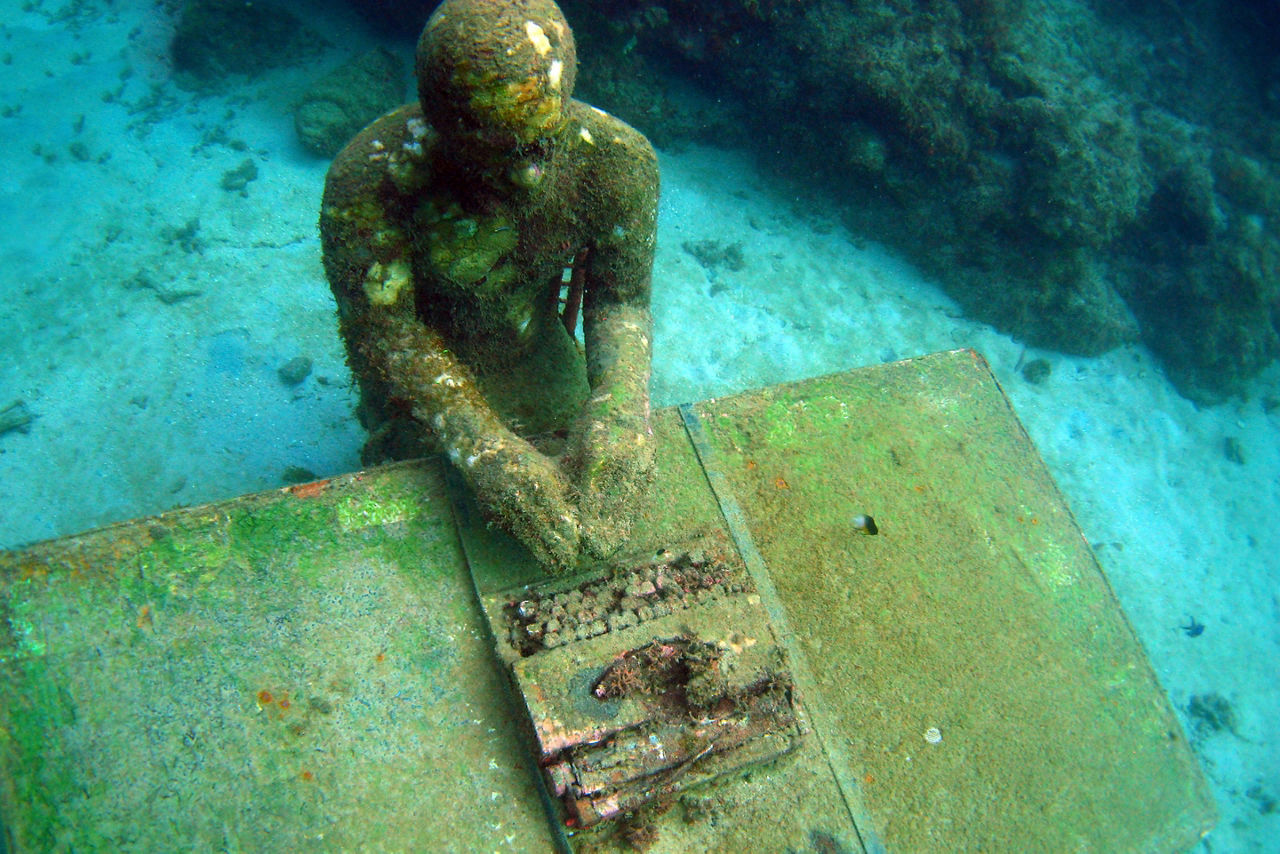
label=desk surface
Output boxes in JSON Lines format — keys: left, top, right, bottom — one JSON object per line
{"left": 0, "top": 350, "right": 1215, "bottom": 852}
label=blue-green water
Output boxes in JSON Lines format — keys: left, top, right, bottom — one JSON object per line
{"left": 0, "top": 0, "right": 1276, "bottom": 849}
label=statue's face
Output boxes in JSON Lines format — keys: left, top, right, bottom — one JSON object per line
{"left": 416, "top": 0, "right": 577, "bottom": 154}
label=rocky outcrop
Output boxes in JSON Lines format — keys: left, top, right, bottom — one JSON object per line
{"left": 295, "top": 48, "right": 407, "bottom": 157}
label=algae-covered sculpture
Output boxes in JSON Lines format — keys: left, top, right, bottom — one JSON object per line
{"left": 320, "top": 0, "right": 659, "bottom": 572}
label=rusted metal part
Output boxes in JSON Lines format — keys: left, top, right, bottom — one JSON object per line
{"left": 546, "top": 681, "right": 800, "bottom": 827}
{"left": 561, "top": 247, "right": 587, "bottom": 337}
{"left": 500, "top": 538, "right": 805, "bottom": 827}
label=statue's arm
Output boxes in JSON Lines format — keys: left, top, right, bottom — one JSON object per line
{"left": 358, "top": 311, "right": 583, "bottom": 571}
{"left": 569, "top": 124, "right": 661, "bottom": 556}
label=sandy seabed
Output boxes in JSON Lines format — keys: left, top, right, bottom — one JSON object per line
{"left": 1, "top": 1, "right": 1276, "bottom": 849}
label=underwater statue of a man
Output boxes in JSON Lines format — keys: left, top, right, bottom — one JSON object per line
{"left": 320, "top": 0, "right": 659, "bottom": 572}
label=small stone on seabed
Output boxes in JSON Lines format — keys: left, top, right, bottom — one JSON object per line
{"left": 278, "top": 356, "right": 314, "bottom": 386}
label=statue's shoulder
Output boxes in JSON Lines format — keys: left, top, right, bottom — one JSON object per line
{"left": 564, "top": 100, "right": 657, "bottom": 175}
{"left": 325, "top": 104, "right": 437, "bottom": 204}
{"left": 560, "top": 101, "right": 658, "bottom": 247}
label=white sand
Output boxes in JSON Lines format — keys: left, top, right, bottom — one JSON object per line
{"left": 1, "top": 2, "right": 1276, "bottom": 848}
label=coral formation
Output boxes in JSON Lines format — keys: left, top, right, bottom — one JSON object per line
{"left": 295, "top": 49, "right": 406, "bottom": 157}
{"left": 170, "top": 0, "right": 326, "bottom": 86}
{"left": 551, "top": 0, "right": 1280, "bottom": 401}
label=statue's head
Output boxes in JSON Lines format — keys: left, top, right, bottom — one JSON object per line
{"left": 416, "top": 0, "right": 577, "bottom": 154}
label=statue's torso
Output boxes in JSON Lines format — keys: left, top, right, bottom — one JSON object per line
{"left": 322, "top": 103, "right": 604, "bottom": 434}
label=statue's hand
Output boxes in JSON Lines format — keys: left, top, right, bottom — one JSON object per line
{"left": 565, "top": 414, "right": 655, "bottom": 560}
{"left": 466, "top": 443, "right": 583, "bottom": 573}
